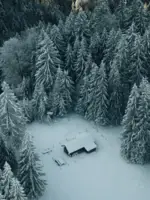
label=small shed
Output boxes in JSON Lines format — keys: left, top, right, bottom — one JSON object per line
{"left": 64, "top": 134, "right": 97, "bottom": 156}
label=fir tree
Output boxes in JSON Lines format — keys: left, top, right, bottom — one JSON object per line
{"left": 95, "top": 61, "right": 109, "bottom": 126}
{"left": 108, "top": 61, "right": 123, "bottom": 125}
{"left": 121, "top": 84, "right": 140, "bottom": 162}
{"left": 103, "top": 28, "right": 121, "bottom": 74}
{"left": 0, "top": 135, "right": 18, "bottom": 174}
{"left": 1, "top": 162, "right": 13, "bottom": 199}
{"left": 0, "top": 192, "right": 5, "bottom": 200}
{"left": 9, "top": 178, "right": 27, "bottom": 200}
{"left": 18, "top": 133, "right": 46, "bottom": 200}
{"left": 51, "top": 68, "right": 74, "bottom": 117}
{"left": 75, "top": 75, "right": 90, "bottom": 116}
{"left": 75, "top": 36, "right": 88, "bottom": 82}
{"left": 65, "top": 43, "right": 74, "bottom": 76}
{"left": 21, "top": 98, "right": 34, "bottom": 123}
{"left": 128, "top": 78, "right": 150, "bottom": 164}
{"left": 50, "top": 24, "right": 66, "bottom": 58}
{"left": 35, "top": 31, "right": 61, "bottom": 92}
{"left": 32, "top": 84, "right": 48, "bottom": 122}
{"left": 85, "top": 63, "right": 99, "bottom": 121}
{"left": 0, "top": 82, "right": 26, "bottom": 149}
{"left": 129, "top": 34, "right": 146, "bottom": 86}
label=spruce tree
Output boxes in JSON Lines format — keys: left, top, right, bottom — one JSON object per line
{"left": 129, "top": 34, "right": 146, "bottom": 86}
{"left": 103, "top": 28, "right": 121, "bottom": 74}
{"left": 95, "top": 61, "right": 109, "bottom": 126}
{"left": 65, "top": 43, "right": 74, "bottom": 76}
{"left": 0, "top": 192, "right": 5, "bottom": 200}
{"left": 84, "top": 63, "right": 99, "bottom": 121}
{"left": 0, "top": 135, "right": 18, "bottom": 174}
{"left": 51, "top": 68, "right": 74, "bottom": 117}
{"left": 128, "top": 78, "right": 150, "bottom": 164}
{"left": 18, "top": 133, "right": 46, "bottom": 200}
{"left": 35, "top": 31, "right": 61, "bottom": 92}
{"left": 108, "top": 61, "right": 123, "bottom": 125}
{"left": 9, "top": 178, "right": 27, "bottom": 200}
{"left": 32, "top": 84, "right": 48, "bottom": 122}
{"left": 64, "top": 12, "right": 76, "bottom": 42}
{"left": 75, "top": 36, "right": 88, "bottom": 82}
{"left": 50, "top": 25, "right": 66, "bottom": 57}
{"left": 1, "top": 162, "right": 13, "bottom": 199}
{"left": 0, "top": 82, "right": 26, "bottom": 149}
{"left": 121, "top": 84, "right": 140, "bottom": 162}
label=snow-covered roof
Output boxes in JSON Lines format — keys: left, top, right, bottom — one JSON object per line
{"left": 64, "top": 134, "right": 97, "bottom": 154}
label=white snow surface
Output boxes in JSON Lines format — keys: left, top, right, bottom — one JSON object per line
{"left": 28, "top": 114, "right": 150, "bottom": 200}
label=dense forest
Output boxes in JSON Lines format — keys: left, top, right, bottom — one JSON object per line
{"left": 0, "top": 0, "right": 150, "bottom": 199}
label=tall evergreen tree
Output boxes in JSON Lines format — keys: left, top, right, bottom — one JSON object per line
{"left": 1, "top": 162, "right": 13, "bottom": 199}
{"left": 95, "top": 61, "right": 109, "bottom": 126}
{"left": 103, "top": 28, "right": 121, "bottom": 74}
{"left": 0, "top": 82, "right": 26, "bottom": 149}
{"left": 85, "top": 63, "right": 99, "bottom": 121}
{"left": 32, "top": 84, "right": 48, "bottom": 122}
{"left": 65, "top": 43, "right": 74, "bottom": 76}
{"left": 35, "top": 31, "right": 61, "bottom": 92}
{"left": 51, "top": 68, "right": 74, "bottom": 117}
{"left": 121, "top": 84, "right": 140, "bottom": 162}
{"left": 75, "top": 36, "right": 88, "bottom": 82}
{"left": 0, "top": 192, "right": 5, "bottom": 200}
{"left": 108, "top": 61, "right": 123, "bottom": 125}
{"left": 0, "top": 135, "right": 18, "bottom": 174}
{"left": 129, "top": 34, "right": 146, "bottom": 86}
{"left": 9, "top": 178, "right": 27, "bottom": 200}
{"left": 128, "top": 78, "right": 150, "bottom": 164}
{"left": 50, "top": 24, "right": 66, "bottom": 59}
{"left": 18, "top": 133, "right": 46, "bottom": 200}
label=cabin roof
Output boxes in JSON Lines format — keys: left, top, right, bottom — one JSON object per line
{"left": 64, "top": 134, "right": 97, "bottom": 154}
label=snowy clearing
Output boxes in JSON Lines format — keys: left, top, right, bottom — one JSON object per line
{"left": 28, "top": 114, "right": 150, "bottom": 200}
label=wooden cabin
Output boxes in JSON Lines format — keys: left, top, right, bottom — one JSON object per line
{"left": 64, "top": 135, "right": 97, "bottom": 156}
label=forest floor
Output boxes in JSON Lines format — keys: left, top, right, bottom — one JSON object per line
{"left": 28, "top": 114, "right": 150, "bottom": 200}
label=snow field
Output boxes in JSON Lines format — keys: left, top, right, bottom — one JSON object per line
{"left": 28, "top": 114, "right": 150, "bottom": 200}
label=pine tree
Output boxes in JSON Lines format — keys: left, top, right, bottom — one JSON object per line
{"left": 51, "top": 68, "right": 74, "bottom": 117}
{"left": 121, "top": 84, "right": 140, "bottom": 162}
{"left": 103, "top": 28, "right": 121, "bottom": 74}
{"left": 128, "top": 78, "right": 150, "bottom": 164}
{"left": 9, "top": 178, "right": 27, "bottom": 200}
{"left": 143, "top": 28, "right": 150, "bottom": 80}
{"left": 35, "top": 31, "right": 61, "bottom": 92}
{"left": 0, "top": 82, "right": 26, "bottom": 149}
{"left": 108, "top": 61, "right": 123, "bottom": 125}
{"left": 1, "top": 162, "right": 13, "bottom": 199}
{"left": 18, "top": 133, "right": 46, "bottom": 200}
{"left": 65, "top": 43, "right": 74, "bottom": 76}
{"left": 75, "top": 36, "right": 88, "bottom": 82}
{"left": 129, "top": 34, "right": 146, "bottom": 86}
{"left": 21, "top": 98, "right": 34, "bottom": 123}
{"left": 32, "top": 84, "right": 48, "bottom": 122}
{"left": 95, "top": 61, "right": 109, "bottom": 125}
{"left": 0, "top": 135, "right": 18, "bottom": 174}
{"left": 50, "top": 24, "right": 66, "bottom": 58}
{"left": 75, "top": 75, "right": 90, "bottom": 116}
{"left": 84, "top": 63, "right": 99, "bottom": 121}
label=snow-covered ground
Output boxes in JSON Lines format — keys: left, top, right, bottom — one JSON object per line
{"left": 28, "top": 114, "right": 150, "bottom": 200}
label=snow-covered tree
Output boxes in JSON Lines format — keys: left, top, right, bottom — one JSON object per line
{"left": 1, "top": 162, "right": 13, "bottom": 199}
{"left": 32, "top": 84, "right": 48, "bottom": 122}
{"left": 9, "top": 178, "right": 27, "bottom": 200}
{"left": 75, "top": 36, "right": 88, "bottom": 82}
{"left": 0, "top": 135, "right": 18, "bottom": 174}
{"left": 64, "top": 12, "right": 76, "bottom": 42}
{"left": 84, "top": 63, "right": 99, "bottom": 121}
{"left": 103, "top": 28, "right": 121, "bottom": 74}
{"left": 126, "top": 78, "right": 150, "bottom": 164}
{"left": 21, "top": 98, "right": 34, "bottom": 123}
{"left": 129, "top": 34, "right": 146, "bottom": 86}
{"left": 95, "top": 61, "right": 109, "bottom": 126}
{"left": 50, "top": 24, "right": 66, "bottom": 58}
{"left": 121, "top": 84, "right": 140, "bottom": 162}
{"left": 35, "top": 31, "right": 61, "bottom": 92}
{"left": 75, "top": 75, "right": 89, "bottom": 116}
{"left": 18, "top": 133, "right": 46, "bottom": 200}
{"left": 108, "top": 62, "right": 123, "bottom": 125}
{"left": 65, "top": 43, "right": 74, "bottom": 76}
{"left": 51, "top": 68, "right": 74, "bottom": 117}
{"left": 0, "top": 82, "right": 26, "bottom": 149}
